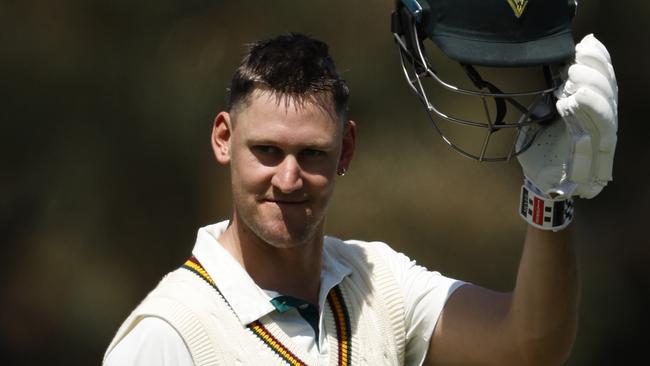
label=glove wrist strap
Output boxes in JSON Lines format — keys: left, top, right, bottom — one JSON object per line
{"left": 519, "top": 183, "right": 574, "bottom": 231}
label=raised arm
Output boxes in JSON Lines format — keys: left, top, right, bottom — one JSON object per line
{"left": 425, "top": 33, "right": 617, "bottom": 366}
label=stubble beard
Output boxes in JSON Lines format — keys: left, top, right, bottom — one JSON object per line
{"left": 232, "top": 190, "right": 328, "bottom": 250}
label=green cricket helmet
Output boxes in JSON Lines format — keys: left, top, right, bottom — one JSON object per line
{"left": 392, "top": 0, "right": 578, "bottom": 161}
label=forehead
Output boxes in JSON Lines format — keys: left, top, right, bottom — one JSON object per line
{"left": 233, "top": 87, "right": 339, "bottom": 119}
{"left": 231, "top": 89, "right": 342, "bottom": 143}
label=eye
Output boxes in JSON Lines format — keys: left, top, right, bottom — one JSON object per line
{"left": 252, "top": 145, "right": 280, "bottom": 155}
{"left": 251, "top": 145, "right": 283, "bottom": 166}
{"left": 301, "top": 149, "right": 327, "bottom": 158}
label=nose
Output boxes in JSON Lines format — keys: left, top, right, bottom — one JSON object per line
{"left": 271, "top": 155, "right": 303, "bottom": 193}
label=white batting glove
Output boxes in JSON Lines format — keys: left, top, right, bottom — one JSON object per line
{"left": 517, "top": 34, "right": 618, "bottom": 200}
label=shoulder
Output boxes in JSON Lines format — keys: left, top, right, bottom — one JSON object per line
{"left": 325, "top": 236, "right": 466, "bottom": 317}
{"left": 325, "top": 236, "right": 421, "bottom": 274}
{"left": 104, "top": 267, "right": 218, "bottom": 364}
{"left": 325, "top": 236, "right": 399, "bottom": 261}
{"left": 104, "top": 317, "right": 193, "bottom": 366}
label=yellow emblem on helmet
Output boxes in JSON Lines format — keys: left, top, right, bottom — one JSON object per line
{"left": 507, "top": 0, "right": 529, "bottom": 18}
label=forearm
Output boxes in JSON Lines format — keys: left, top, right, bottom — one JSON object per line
{"left": 508, "top": 225, "right": 580, "bottom": 365}
{"left": 425, "top": 225, "right": 580, "bottom": 366}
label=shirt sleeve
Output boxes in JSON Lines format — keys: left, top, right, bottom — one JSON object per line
{"left": 371, "top": 242, "right": 467, "bottom": 366}
{"left": 104, "top": 317, "right": 194, "bottom": 366}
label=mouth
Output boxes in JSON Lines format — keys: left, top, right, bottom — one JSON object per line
{"left": 260, "top": 197, "right": 309, "bottom": 206}
{"left": 265, "top": 199, "right": 307, "bottom": 205}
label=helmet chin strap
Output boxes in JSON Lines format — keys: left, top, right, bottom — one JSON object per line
{"left": 461, "top": 64, "right": 558, "bottom": 127}
{"left": 461, "top": 64, "right": 507, "bottom": 126}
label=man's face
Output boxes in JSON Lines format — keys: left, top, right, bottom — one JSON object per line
{"left": 213, "top": 89, "right": 355, "bottom": 249}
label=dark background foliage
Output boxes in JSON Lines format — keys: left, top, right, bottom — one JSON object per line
{"left": 1, "top": 1, "right": 647, "bottom": 364}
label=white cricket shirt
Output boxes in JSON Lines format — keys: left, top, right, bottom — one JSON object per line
{"left": 104, "top": 221, "right": 465, "bottom": 365}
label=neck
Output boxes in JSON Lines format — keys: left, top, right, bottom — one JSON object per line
{"left": 218, "top": 216, "right": 323, "bottom": 305}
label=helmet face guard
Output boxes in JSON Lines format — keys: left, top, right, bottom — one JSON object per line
{"left": 391, "top": 0, "right": 577, "bottom": 162}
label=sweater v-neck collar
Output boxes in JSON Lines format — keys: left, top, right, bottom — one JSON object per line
{"left": 182, "top": 253, "right": 353, "bottom": 366}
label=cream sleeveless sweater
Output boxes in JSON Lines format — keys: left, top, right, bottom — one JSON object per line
{"left": 104, "top": 238, "right": 406, "bottom": 365}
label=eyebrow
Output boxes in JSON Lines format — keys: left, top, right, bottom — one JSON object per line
{"left": 246, "top": 137, "right": 334, "bottom": 151}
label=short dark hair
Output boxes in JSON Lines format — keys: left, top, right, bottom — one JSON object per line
{"left": 227, "top": 33, "right": 349, "bottom": 120}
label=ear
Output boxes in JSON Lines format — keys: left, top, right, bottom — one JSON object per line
{"left": 211, "top": 111, "right": 232, "bottom": 165}
{"left": 338, "top": 120, "right": 357, "bottom": 174}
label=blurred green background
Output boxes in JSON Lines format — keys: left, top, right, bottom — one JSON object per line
{"left": 1, "top": 0, "right": 647, "bottom": 364}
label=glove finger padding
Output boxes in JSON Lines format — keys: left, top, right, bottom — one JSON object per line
{"left": 517, "top": 34, "right": 618, "bottom": 200}
{"left": 576, "top": 35, "right": 615, "bottom": 75}
{"left": 564, "top": 64, "right": 616, "bottom": 108}
{"left": 576, "top": 34, "right": 612, "bottom": 67}
{"left": 574, "top": 50, "right": 618, "bottom": 104}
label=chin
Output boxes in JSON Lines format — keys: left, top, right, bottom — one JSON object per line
{"left": 258, "top": 221, "right": 315, "bottom": 249}
{"left": 247, "top": 210, "right": 322, "bottom": 249}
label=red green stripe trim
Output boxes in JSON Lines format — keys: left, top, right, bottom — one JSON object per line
{"left": 181, "top": 256, "right": 351, "bottom": 366}
{"left": 327, "top": 286, "right": 352, "bottom": 366}
{"left": 249, "top": 320, "right": 308, "bottom": 366}
{"left": 182, "top": 256, "right": 217, "bottom": 288}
